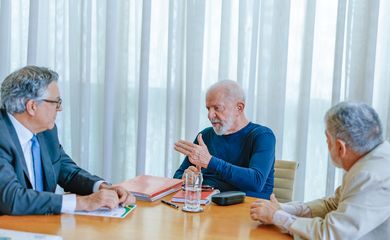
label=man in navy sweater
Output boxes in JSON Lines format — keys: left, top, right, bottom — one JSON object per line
{"left": 173, "top": 80, "right": 275, "bottom": 199}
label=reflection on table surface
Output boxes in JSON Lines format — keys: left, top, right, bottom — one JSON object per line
{"left": 0, "top": 195, "right": 292, "bottom": 240}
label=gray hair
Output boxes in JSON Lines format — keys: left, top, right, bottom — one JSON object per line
{"left": 325, "top": 101, "right": 383, "bottom": 154}
{"left": 206, "top": 80, "right": 246, "bottom": 103}
{"left": 1, "top": 66, "right": 58, "bottom": 113}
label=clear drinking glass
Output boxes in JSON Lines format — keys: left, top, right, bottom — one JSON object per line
{"left": 183, "top": 171, "right": 203, "bottom": 212}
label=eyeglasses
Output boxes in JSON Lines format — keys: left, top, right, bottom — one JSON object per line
{"left": 42, "top": 98, "right": 62, "bottom": 110}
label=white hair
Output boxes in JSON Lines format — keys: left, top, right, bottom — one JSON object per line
{"left": 1, "top": 66, "right": 58, "bottom": 113}
{"left": 206, "top": 80, "right": 245, "bottom": 103}
{"left": 325, "top": 102, "right": 383, "bottom": 154}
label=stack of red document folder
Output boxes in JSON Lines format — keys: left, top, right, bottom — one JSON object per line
{"left": 118, "top": 175, "right": 183, "bottom": 202}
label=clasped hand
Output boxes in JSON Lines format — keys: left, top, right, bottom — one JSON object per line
{"left": 250, "top": 194, "right": 280, "bottom": 224}
{"left": 76, "top": 183, "right": 136, "bottom": 211}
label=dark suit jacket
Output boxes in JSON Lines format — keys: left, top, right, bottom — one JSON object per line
{"left": 0, "top": 109, "right": 103, "bottom": 215}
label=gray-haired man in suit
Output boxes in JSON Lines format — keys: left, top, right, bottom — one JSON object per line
{"left": 250, "top": 102, "right": 390, "bottom": 239}
{"left": 0, "top": 66, "right": 135, "bottom": 215}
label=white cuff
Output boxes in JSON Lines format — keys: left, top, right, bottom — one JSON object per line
{"left": 61, "top": 194, "right": 77, "bottom": 213}
{"left": 273, "top": 210, "right": 296, "bottom": 234}
{"left": 93, "top": 180, "right": 106, "bottom": 193}
{"left": 280, "top": 202, "right": 312, "bottom": 217}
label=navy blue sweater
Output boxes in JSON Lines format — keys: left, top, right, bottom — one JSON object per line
{"left": 173, "top": 122, "right": 275, "bottom": 199}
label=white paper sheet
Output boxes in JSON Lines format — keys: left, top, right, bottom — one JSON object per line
{"left": 0, "top": 228, "right": 62, "bottom": 240}
{"left": 73, "top": 204, "right": 136, "bottom": 218}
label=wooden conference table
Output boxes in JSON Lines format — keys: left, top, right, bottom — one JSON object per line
{"left": 0, "top": 195, "right": 292, "bottom": 240}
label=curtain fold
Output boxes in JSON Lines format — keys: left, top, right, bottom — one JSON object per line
{"left": 102, "top": 1, "right": 119, "bottom": 180}
{"left": 246, "top": 0, "right": 260, "bottom": 121}
{"left": 135, "top": 0, "right": 151, "bottom": 176}
{"left": 291, "top": 0, "right": 316, "bottom": 201}
{"left": 164, "top": 0, "right": 185, "bottom": 177}
{"left": 345, "top": 0, "right": 380, "bottom": 103}
{"left": 218, "top": 0, "right": 232, "bottom": 81}
{"left": 236, "top": 0, "right": 250, "bottom": 87}
{"left": 1, "top": 0, "right": 389, "bottom": 201}
{"left": 185, "top": 0, "right": 205, "bottom": 140}
{"left": 0, "top": 0, "right": 11, "bottom": 80}
{"left": 255, "top": 0, "right": 290, "bottom": 162}
{"left": 68, "top": 0, "right": 83, "bottom": 172}
{"left": 27, "top": 0, "right": 38, "bottom": 64}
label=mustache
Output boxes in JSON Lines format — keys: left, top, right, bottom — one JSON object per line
{"left": 210, "top": 119, "right": 222, "bottom": 124}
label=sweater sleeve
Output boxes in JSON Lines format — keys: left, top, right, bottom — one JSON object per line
{"left": 207, "top": 131, "right": 275, "bottom": 193}
{"left": 305, "top": 186, "right": 341, "bottom": 218}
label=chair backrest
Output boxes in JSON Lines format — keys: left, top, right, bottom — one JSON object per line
{"left": 273, "top": 160, "right": 298, "bottom": 203}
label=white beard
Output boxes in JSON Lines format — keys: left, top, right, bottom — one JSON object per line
{"left": 212, "top": 115, "right": 235, "bottom": 135}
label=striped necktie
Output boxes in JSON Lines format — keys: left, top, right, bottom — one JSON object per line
{"left": 31, "top": 135, "right": 44, "bottom": 192}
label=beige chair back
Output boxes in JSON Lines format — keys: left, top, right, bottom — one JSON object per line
{"left": 273, "top": 160, "right": 298, "bottom": 203}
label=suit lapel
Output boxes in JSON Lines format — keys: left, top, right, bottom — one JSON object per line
{"left": 1, "top": 110, "right": 31, "bottom": 185}
{"left": 38, "top": 134, "right": 56, "bottom": 192}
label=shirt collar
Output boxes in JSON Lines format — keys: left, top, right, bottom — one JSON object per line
{"left": 7, "top": 113, "right": 34, "bottom": 145}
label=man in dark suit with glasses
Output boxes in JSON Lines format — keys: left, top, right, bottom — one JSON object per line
{"left": 0, "top": 65, "right": 135, "bottom": 215}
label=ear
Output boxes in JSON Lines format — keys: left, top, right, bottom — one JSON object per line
{"left": 236, "top": 102, "right": 245, "bottom": 113}
{"left": 335, "top": 139, "right": 347, "bottom": 158}
{"left": 25, "top": 99, "right": 37, "bottom": 116}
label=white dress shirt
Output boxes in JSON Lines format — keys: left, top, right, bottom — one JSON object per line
{"left": 7, "top": 113, "right": 104, "bottom": 213}
{"left": 272, "top": 202, "right": 312, "bottom": 234}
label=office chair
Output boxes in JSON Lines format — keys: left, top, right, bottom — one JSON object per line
{"left": 273, "top": 160, "right": 298, "bottom": 203}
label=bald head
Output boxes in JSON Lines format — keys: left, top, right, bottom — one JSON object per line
{"left": 206, "top": 80, "right": 245, "bottom": 104}
{"left": 205, "top": 80, "right": 248, "bottom": 135}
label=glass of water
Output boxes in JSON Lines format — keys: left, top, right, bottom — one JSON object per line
{"left": 183, "top": 171, "right": 203, "bottom": 212}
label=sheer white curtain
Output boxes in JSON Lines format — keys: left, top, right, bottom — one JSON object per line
{"left": 1, "top": 0, "right": 389, "bottom": 201}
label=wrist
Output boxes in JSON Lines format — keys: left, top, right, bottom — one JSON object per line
{"left": 99, "top": 182, "right": 112, "bottom": 190}
{"left": 75, "top": 195, "right": 87, "bottom": 211}
{"left": 201, "top": 155, "right": 212, "bottom": 168}
{"left": 207, "top": 156, "right": 219, "bottom": 171}
{"left": 204, "top": 155, "right": 212, "bottom": 168}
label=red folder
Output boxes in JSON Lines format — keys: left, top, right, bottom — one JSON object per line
{"left": 118, "top": 175, "right": 183, "bottom": 202}
{"left": 171, "top": 189, "right": 220, "bottom": 205}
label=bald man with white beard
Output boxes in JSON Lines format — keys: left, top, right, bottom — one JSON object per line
{"left": 173, "top": 80, "right": 276, "bottom": 199}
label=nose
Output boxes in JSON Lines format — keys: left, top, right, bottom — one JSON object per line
{"left": 208, "top": 108, "right": 216, "bottom": 120}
